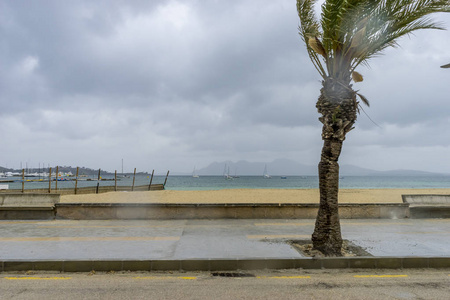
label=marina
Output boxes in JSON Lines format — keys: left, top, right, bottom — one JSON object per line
{"left": 0, "top": 170, "right": 169, "bottom": 194}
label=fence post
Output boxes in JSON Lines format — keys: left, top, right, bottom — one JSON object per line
{"left": 114, "top": 170, "right": 117, "bottom": 192}
{"left": 21, "top": 169, "right": 25, "bottom": 193}
{"left": 48, "top": 167, "right": 52, "bottom": 193}
{"left": 132, "top": 168, "right": 136, "bottom": 191}
{"left": 75, "top": 167, "right": 79, "bottom": 195}
{"left": 96, "top": 168, "right": 101, "bottom": 194}
{"left": 164, "top": 170, "right": 170, "bottom": 187}
{"left": 148, "top": 169, "right": 154, "bottom": 191}
{"left": 55, "top": 166, "right": 59, "bottom": 191}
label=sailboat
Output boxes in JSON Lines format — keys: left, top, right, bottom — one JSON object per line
{"left": 192, "top": 166, "right": 199, "bottom": 178}
{"left": 232, "top": 168, "right": 239, "bottom": 179}
{"left": 263, "top": 164, "right": 271, "bottom": 179}
{"left": 119, "top": 159, "right": 130, "bottom": 178}
{"left": 223, "top": 164, "right": 233, "bottom": 180}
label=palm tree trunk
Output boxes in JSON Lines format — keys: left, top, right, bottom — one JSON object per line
{"left": 311, "top": 77, "right": 357, "bottom": 256}
{"left": 312, "top": 138, "right": 343, "bottom": 256}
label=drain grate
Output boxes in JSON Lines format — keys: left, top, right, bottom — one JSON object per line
{"left": 211, "top": 272, "right": 255, "bottom": 278}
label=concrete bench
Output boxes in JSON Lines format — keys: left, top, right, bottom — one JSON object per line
{"left": 0, "top": 193, "right": 59, "bottom": 220}
{"left": 402, "top": 194, "right": 450, "bottom": 218}
{"left": 402, "top": 194, "right": 450, "bottom": 205}
{"left": 0, "top": 193, "right": 60, "bottom": 207}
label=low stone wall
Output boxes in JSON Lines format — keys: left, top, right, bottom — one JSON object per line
{"left": 55, "top": 203, "right": 410, "bottom": 220}
{"left": 402, "top": 194, "right": 450, "bottom": 204}
{"left": 0, "top": 194, "right": 59, "bottom": 220}
{"left": 0, "top": 207, "right": 55, "bottom": 220}
{"left": 402, "top": 194, "right": 450, "bottom": 218}
{"left": 4, "top": 193, "right": 449, "bottom": 220}
{"left": 0, "top": 193, "right": 60, "bottom": 207}
{"left": 409, "top": 206, "right": 450, "bottom": 218}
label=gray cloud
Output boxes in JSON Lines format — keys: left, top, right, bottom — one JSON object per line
{"left": 1, "top": 0, "right": 450, "bottom": 173}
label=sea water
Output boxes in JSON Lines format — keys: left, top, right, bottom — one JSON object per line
{"left": 3, "top": 175, "right": 450, "bottom": 191}
{"left": 164, "top": 175, "right": 450, "bottom": 190}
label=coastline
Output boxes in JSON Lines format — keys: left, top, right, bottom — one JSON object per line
{"left": 60, "top": 188, "right": 450, "bottom": 204}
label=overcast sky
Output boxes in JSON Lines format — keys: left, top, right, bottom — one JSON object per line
{"left": 1, "top": 0, "right": 449, "bottom": 174}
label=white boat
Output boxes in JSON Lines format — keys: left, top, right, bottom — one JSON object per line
{"left": 6, "top": 172, "right": 20, "bottom": 177}
{"left": 24, "top": 172, "right": 40, "bottom": 177}
{"left": 263, "top": 164, "right": 271, "bottom": 179}
{"left": 119, "top": 159, "right": 130, "bottom": 178}
{"left": 223, "top": 164, "right": 233, "bottom": 180}
{"left": 192, "top": 167, "right": 199, "bottom": 178}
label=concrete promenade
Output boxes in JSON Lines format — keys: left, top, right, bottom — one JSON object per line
{"left": 1, "top": 218, "right": 449, "bottom": 272}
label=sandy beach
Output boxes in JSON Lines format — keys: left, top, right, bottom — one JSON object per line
{"left": 60, "top": 188, "right": 450, "bottom": 204}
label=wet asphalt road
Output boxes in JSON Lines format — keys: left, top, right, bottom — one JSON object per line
{"left": 1, "top": 219, "right": 449, "bottom": 260}
{"left": 1, "top": 269, "right": 449, "bottom": 300}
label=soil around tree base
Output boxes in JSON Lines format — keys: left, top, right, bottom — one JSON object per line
{"left": 289, "top": 240, "right": 373, "bottom": 257}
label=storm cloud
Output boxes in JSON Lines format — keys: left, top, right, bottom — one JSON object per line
{"left": 1, "top": 0, "right": 449, "bottom": 174}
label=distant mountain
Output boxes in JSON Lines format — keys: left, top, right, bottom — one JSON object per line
{"left": 339, "top": 165, "right": 447, "bottom": 176}
{"left": 195, "top": 159, "right": 448, "bottom": 176}
{"left": 339, "top": 165, "right": 378, "bottom": 176}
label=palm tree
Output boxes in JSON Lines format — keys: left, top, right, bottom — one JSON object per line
{"left": 296, "top": 0, "right": 449, "bottom": 256}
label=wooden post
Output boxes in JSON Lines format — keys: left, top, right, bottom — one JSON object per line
{"left": 75, "top": 167, "right": 79, "bottom": 195}
{"left": 55, "top": 166, "right": 59, "bottom": 191}
{"left": 148, "top": 169, "right": 155, "bottom": 191}
{"left": 164, "top": 170, "right": 170, "bottom": 187}
{"left": 132, "top": 168, "right": 136, "bottom": 191}
{"left": 21, "top": 169, "right": 25, "bottom": 193}
{"left": 48, "top": 167, "right": 52, "bottom": 193}
{"left": 96, "top": 168, "right": 101, "bottom": 194}
{"left": 114, "top": 170, "right": 117, "bottom": 192}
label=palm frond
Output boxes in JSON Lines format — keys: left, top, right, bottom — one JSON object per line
{"left": 356, "top": 92, "right": 370, "bottom": 107}
{"left": 297, "top": 0, "right": 328, "bottom": 78}
{"left": 350, "top": 0, "right": 450, "bottom": 70}
{"left": 309, "top": 36, "right": 327, "bottom": 56}
{"left": 297, "top": 0, "right": 450, "bottom": 82}
{"left": 352, "top": 71, "right": 364, "bottom": 82}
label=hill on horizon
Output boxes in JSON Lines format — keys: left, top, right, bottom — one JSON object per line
{"left": 192, "top": 159, "right": 446, "bottom": 177}
{"left": 2, "top": 160, "right": 446, "bottom": 177}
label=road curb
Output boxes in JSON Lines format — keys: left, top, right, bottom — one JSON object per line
{"left": 2, "top": 257, "right": 450, "bottom": 272}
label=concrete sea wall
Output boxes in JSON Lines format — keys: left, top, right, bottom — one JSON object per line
{"left": 54, "top": 203, "right": 410, "bottom": 220}
{"left": 1, "top": 193, "right": 449, "bottom": 220}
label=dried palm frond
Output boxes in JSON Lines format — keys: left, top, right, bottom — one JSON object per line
{"left": 356, "top": 92, "right": 370, "bottom": 107}
{"left": 353, "top": 45, "right": 370, "bottom": 58}
{"left": 352, "top": 71, "right": 364, "bottom": 82}
{"left": 356, "top": 16, "right": 370, "bottom": 30}
{"left": 308, "top": 36, "right": 326, "bottom": 57}
{"left": 350, "top": 27, "right": 366, "bottom": 49}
